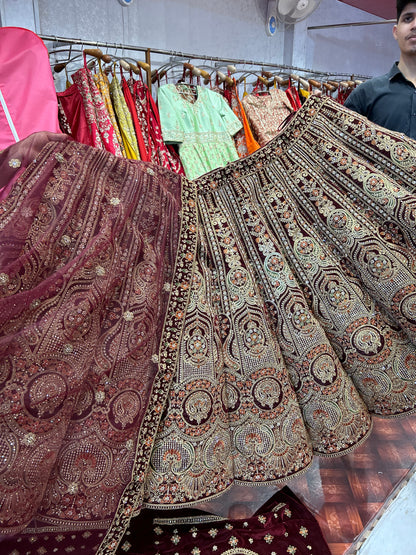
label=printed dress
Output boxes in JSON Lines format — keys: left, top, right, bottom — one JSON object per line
{"left": 127, "top": 77, "right": 185, "bottom": 173}
{"left": 158, "top": 83, "right": 243, "bottom": 179}
{"left": 242, "top": 88, "right": 293, "bottom": 146}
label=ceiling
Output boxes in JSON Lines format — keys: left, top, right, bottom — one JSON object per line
{"left": 337, "top": 1, "right": 396, "bottom": 20}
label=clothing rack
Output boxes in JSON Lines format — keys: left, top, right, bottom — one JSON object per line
{"left": 40, "top": 34, "right": 370, "bottom": 94}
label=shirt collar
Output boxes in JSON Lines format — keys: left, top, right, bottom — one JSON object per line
{"left": 389, "top": 62, "right": 406, "bottom": 81}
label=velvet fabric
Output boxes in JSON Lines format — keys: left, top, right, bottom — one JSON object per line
{"left": 122, "top": 487, "right": 331, "bottom": 555}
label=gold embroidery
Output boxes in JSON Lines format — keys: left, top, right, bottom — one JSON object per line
{"left": 22, "top": 433, "right": 36, "bottom": 446}
{"left": 8, "top": 158, "right": 21, "bottom": 168}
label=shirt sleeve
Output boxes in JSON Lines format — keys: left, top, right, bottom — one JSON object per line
{"left": 157, "top": 85, "right": 184, "bottom": 144}
{"left": 344, "top": 85, "right": 368, "bottom": 116}
{"left": 210, "top": 90, "right": 243, "bottom": 137}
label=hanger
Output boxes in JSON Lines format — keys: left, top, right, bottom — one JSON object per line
{"left": 290, "top": 74, "right": 309, "bottom": 90}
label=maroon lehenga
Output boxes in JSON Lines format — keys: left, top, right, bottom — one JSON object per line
{"left": 0, "top": 132, "right": 193, "bottom": 553}
{"left": 1, "top": 96, "right": 416, "bottom": 555}
{"left": 125, "top": 487, "right": 332, "bottom": 554}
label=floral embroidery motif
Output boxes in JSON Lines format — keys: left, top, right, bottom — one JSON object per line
{"left": 8, "top": 158, "right": 21, "bottom": 168}
{"left": 67, "top": 483, "right": 79, "bottom": 494}
{"left": 208, "top": 528, "right": 218, "bottom": 538}
{"left": 22, "top": 433, "right": 36, "bottom": 446}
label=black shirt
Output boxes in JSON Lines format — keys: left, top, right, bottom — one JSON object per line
{"left": 344, "top": 63, "right": 416, "bottom": 139}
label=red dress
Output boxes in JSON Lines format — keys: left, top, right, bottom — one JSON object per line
{"left": 127, "top": 76, "right": 184, "bottom": 174}
{"left": 58, "top": 54, "right": 123, "bottom": 156}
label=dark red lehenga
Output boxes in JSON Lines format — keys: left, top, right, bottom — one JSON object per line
{"left": 1, "top": 96, "right": 416, "bottom": 555}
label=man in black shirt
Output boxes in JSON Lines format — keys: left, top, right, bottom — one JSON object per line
{"left": 345, "top": 1, "right": 416, "bottom": 139}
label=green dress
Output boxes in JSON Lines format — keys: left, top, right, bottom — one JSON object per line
{"left": 158, "top": 84, "right": 242, "bottom": 179}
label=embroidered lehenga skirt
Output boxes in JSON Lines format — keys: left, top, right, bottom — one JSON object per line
{"left": 1, "top": 96, "right": 416, "bottom": 554}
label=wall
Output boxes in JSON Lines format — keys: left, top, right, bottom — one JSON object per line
{"left": 0, "top": 0, "right": 399, "bottom": 79}
{"left": 293, "top": 0, "right": 398, "bottom": 78}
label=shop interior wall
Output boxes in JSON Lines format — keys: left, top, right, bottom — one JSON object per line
{"left": 0, "top": 0, "right": 399, "bottom": 78}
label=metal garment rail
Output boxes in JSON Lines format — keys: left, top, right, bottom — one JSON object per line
{"left": 40, "top": 33, "right": 369, "bottom": 93}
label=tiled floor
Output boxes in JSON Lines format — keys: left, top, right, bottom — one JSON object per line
{"left": 289, "top": 413, "right": 416, "bottom": 554}
{"left": 196, "top": 412, "right": 416, "bottom": 554}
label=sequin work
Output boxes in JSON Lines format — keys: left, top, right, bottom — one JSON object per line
{"left": 143, "top": 95, "right": 416, "bottom": 509}
{"left": 1, "top": 96, "right": 416, "bottom": 555}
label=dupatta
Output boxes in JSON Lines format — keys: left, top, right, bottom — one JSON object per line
{"left": 0, "top": 132, "right": 195, "bottom": 554}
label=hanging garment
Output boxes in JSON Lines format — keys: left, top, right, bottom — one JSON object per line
{"left": 124, "top": 487, "right": 331, "bottom": 555}
{"left": 0, "top": 27, "right": 61, "bottom": 150}
{"left": 286, "top": 81, "right": 303, "bottom": 111}
{"left": 109, "top": 73, "right": 140, "bottom": 159}
{"left": 127, "top": 77, "right": 185, "bottom": 174}
{"left": 93, "top": 66, "right": 127, "bottom": 157}
{"left": 237, "top": 92, "right": 261, "bottom": 155}
{"left": 242, "top": 88, "right": 293, "bottom": 146}
{"left": 299, "top": 88, "right": 311, "bottom": 104}
{"left": 158, "top": 83, "right": 243, "bottom": 179}
{"left": 57, "top": 82, "right": 96, "bottom": 147}
{"left": 2, "top": 96, "right": 416, "bottom": 555}
{"left": 230, "top": 83, "right": 260, "bottom": 157}
{"left": 122, "top": 75, "right": 150, "bottom": 162}
{"left": 58, "top": 54, "right": 123, "bottom": 156}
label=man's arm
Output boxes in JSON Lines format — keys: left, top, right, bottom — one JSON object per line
{"left": 344, "top": 84, "right": 368, "bottom": 116}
